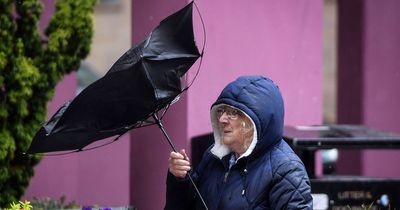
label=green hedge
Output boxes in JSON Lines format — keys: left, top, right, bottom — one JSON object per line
{"left": 0, "top": 0, "right": 96, "bottom": 206}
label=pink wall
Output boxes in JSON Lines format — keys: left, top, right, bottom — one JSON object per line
{"left": 362, "top": 0, "right": 400, "bottom": 177}
{"left": 131, "top": 0, "right": 323, "bottom": 209}
{"left": 187, "top": 0, "right": 323, "bottom": 137}
{"left": 24, "top": 73, "right": 79, "bottom": 202}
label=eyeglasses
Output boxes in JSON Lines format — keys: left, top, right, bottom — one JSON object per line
{"left": 216, "top": 106, "right": 240, "bottom": 120}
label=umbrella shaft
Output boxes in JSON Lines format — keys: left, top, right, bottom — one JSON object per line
{"left": 155, "top": 119, "right": 178, "bottom": 153}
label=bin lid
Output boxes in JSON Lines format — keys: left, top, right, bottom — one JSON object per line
{"left": 283, "top": 124, "right": 400, "bottom": 149}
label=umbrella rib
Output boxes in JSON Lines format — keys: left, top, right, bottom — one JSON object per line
{"left": 194, "top": 1, "right": 207, "bottom": 55}
{"left": 32, "top": 150, "right": 78, "bottom": 156}
{"left": 159, "top": 103, "right": 171, "bottom": 120}
{"left": 79, "top": 134, "right": 124, "bottom": 152}
{"left": 181, "top": 1, "right": 206, "bottom": 92}
{"left": 152, "top": 113, "right": 209, "bottom": 210}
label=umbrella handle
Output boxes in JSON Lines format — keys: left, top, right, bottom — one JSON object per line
{"left": 152, "top": 113, "right": 209, "bottom": 210}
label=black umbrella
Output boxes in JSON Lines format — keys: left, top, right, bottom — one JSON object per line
{"left": 28, "top": 2, "right": 202, "bottom": 154}
{"left": 28, "top": 2, "right": 208, "bottom": 208}
{"left": 28, "top": 2, "right": 208, "bottom": 209}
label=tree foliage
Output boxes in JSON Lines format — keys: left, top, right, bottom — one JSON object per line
{"left": 0, "top": 0, "right": 96, "bottom": 206}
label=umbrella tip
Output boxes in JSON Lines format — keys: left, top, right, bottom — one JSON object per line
{"left": 21, "top": 152, "right": 31, "bottom": 156}
{"left": 171, "top": 95, "right": 181, "bottom": 104}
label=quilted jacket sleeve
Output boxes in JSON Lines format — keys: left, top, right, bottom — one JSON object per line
{"left": 164, "top": 171, "right": 195, "bottom": 210}
{"left": 269, "top": 160, "right": 313, "bottom": 210}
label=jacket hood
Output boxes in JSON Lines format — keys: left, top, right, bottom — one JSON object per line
{"left": 210, "top": 76, "right": 284, "bottom": 159}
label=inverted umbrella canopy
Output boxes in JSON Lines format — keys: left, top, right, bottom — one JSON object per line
{"left": 27, "top": 2, "right": 201, "bottom": 154}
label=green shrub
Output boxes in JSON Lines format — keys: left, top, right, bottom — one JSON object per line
{"left": 0, "top": 0, "right": 96, "bottom": 206}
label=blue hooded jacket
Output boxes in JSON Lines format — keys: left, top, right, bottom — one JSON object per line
{"left": 165, "top": 76, "right": 313, "bottom": 210}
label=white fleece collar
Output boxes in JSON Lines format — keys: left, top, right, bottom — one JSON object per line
{"left": 210, "top": 104, "right": 258, "bottom": 162}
